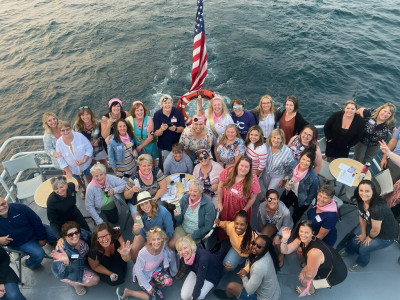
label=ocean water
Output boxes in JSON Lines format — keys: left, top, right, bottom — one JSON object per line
{"left": 1, "top": 0, "right": 399, "bottom": 145}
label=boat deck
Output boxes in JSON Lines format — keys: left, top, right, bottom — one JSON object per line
{"left": 10, "top": 175, "right": 400, "bottom": 300}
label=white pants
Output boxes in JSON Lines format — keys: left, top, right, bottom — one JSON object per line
{"left": 181, "top": 271, "right": 214, "bottom": 300}
{"left": 262, "top": 173, "right": 282, "bottom": 190}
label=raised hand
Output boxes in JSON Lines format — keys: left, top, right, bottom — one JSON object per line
{"left": 117, "top": 240, "right": 132, "bottom": 257}
{"left": 51, "top": 248, "right": 69, "bottom": 265}
{"left": 281, "top": 227, "right": 291, "bottom": 240}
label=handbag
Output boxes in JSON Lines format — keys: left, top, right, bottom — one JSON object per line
{"left": 312, "top": 242, "right": 334, "bottom": 289}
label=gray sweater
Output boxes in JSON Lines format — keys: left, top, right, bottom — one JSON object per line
{"left": 163, "top": 152, "right": 193, "bottom": 176}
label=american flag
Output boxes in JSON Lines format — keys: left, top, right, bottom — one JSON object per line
{"left": 189, "top": 0, "right": 208, "bottom": 92}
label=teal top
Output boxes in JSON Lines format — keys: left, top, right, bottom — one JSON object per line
{"left": 127, "top": 115, "right": 158, "bottom": 159}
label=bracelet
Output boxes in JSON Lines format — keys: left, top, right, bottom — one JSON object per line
{"left": 281, "top": 240, "right": 288, "bottom": 244}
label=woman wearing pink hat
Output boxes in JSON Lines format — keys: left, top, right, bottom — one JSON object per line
{"left": 101, "top": 98, "right": 130, "bottom": 147}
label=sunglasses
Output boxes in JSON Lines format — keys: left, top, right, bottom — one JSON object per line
{"left": 251, "top": 241, "right": 264, "bottom": 249}
{"left": 198, "top": 155, "right": 208, "bottom": 161}
{"left": 50, "top": 175, "right": 67, "bottom": 183}
{"left": 78, "top": 106, "right": 89, "bottom": 110}
{"left": 162, "top": 97, "right": 171, "bottom": 102}
{"left": 66, "top": 229, "right": 80, "bottom": 238}
{"left": 267, "top": 197, "right": 278, "bottom": 202}
{"left": 193, "top": 117, "right": 204, "bottom": 123}
{"left": 149, "top": 227, "right": 162, "bottom": 233}
{"left": 233, "top": 105, "right": 243, "bottom": 109}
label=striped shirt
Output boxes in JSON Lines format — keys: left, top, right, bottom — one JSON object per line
{"left": 246, "top": 143, "right": 268, "bottom": 173}
{"left": 264, "top": 145, "right": 294, "bottom": 176}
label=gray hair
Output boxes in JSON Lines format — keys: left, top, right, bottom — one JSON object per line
{"left": 189, "top": 179, "right": 204, "bottom": 193}
{"left": 90, "top": 163, "right": 107, "bottom": 175}
{"left": 138, "top": 154, "right": 153, "bottom": 166}
{"left": 50, "top": 175, "right": 68, "bottom": 190}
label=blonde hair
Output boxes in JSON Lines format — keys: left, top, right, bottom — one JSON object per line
{"left": 343, "top": 100, "right": 357, "bottom": 110}
{"left": 256, "top": 95, "right": 277, "bottom": 121}
{"left": 371, "top": 102, "right": 396, "bottom": 127}
{"left": 206, "top": 96, "right": 230, "bottom": 120}
{"left": 159, "top": 94, "right": 173, "bottom": 107}
{"left": 217, "top": 124, "right": 241, "bottom": 146}
{"left": 146, "top": 227, "right": 167, "bottom": 247}
{"left": 190, "top": 114, "right": 207, "bottom": 134}
{"left": 138, "top": 154, "right": 153, "bottom": 166}
{"left": 42, "top": 112, "right": 59, "bottom": 134}
{"left": 266, "top": 128, "right": 285, "bottom": 149}
{"left": 176, "top": 235, "right": 197, "bottom": 257}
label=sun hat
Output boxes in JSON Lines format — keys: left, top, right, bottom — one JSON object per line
{"left": 136, "top": 191, "right": 153, "bottom": 206}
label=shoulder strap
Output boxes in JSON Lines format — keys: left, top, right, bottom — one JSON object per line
{"left": 208, "top": 116, "right": 219, "bottom": 139}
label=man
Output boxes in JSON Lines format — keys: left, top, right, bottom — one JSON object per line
{"left": 213, "top": 235, "right": 281, "bottom": 300}
{"left": 380, "top": 127, "right": 400, "bottom": 183}
{"left": 0, "top": 197, "right": 56, "bottom": 270}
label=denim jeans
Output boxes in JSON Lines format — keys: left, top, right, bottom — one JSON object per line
{"left": 223, "top": 247, "right": 246, "bottom": 270}
{"left": 2, "top": 282, "right": 26, "bottom": 300}
{"left": 345, "top": 227, "right": 394, "bottom": 267}
{"left": 11, "top": 225, "right": 57, "bottom": 269}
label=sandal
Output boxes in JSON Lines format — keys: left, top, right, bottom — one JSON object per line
{"left": 73, "top": 285, "right": 87, "bottom": 296}
{"left": 116, "top": 287, "right": 126, "bottom": 300}
{"left": 295, "top": 286, "right": 315, "bottom": 296}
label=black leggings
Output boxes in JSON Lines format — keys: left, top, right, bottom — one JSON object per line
{"left": 281, "top": 190, "right": 310, "bottom": 227}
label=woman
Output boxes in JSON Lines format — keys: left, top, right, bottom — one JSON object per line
{"left": 214, "top": 235, "right": 281, "bottom": 300}
{"left": 281, "top": 149, "right": 319, "bottom": 227}
{"left": 126, "top": 101, "right": 158, "bottom": 160}
{"left": 262, "top": 128, "right": 295, "bottom": 190}
{"left": 117, "top": 228, "right": 172, "bottom": 300}
{"left": 108, "top": 119, "right": 137, "bottom": 178}
{"left": 215, "top": 210, "right": 258, "bottom": 271}
{"left": 47, "top": 176, "right": 90, "bottom": 238}
{"left": 215, "top": 124, "right": 245, "bottom": 169}
{"left": 130, "top": 191, "right": 174, "bottom": 262}
{"left": 193, "top": 149, "right": 224, "bottom": 207}
{"left": 124, "top": 154, "right": 167, "bottom": 216}
{"left": 257, "top": 189, "right": 293, "bottom": 268}
{"left": 249, "top": 94, "right": 281, "bottom": 139}
{"left": 56, "top": 121, "right": 93, "bottom": 199}
{"left": 353, "top": 102, "right": 396, "bottom": 164}
{"left": 51, "top": 222, "right": 99, "bottom": 296}
{"left": 153, "top": 94, "right": 186, "bottom": 168}
{"left": 278, "top": 95, "right": 308, "bottom": 144}
{"left": 204, "top": 95, "right": 234, "bottom": 144}
{"left": 74, "top": 106, "right": 108, "bottom": 167}
{"left": 230, "top": 98, "right": 257, "bottom": 140}
{"left": 324, "top": 100, "right": 365, "bottom": 161}
{"left": 288, "top": 124, "right": 323, "bottom": 173}
{"left": 176, "top": 235, "right": 223, "bottom": 300}
{"left": 245, "top": 125, "right": 268, "bottom": 176}
{"left": 88, "top": 222, "right": 131, "bottom": 286}
{"left": 168, "top": 179, "right": 216, "bottom": 250}
{"left": 0, "top": 246, "right": 26, "bottom": 300}
{"left": 85, "top": 163, "right": 127, "bottom": 225}
{"left": 42, "top": 112, "right": 62, "bottom": 170}
{"left": 218, "top": 156, "right": 260, "bottom": 223}
{"left": 280, "top": 221, "right": 347, "bottom": 296}
{"left": 340, "top": 180, "right": 398, "bottom": 271}
{"left": 307, "top": 185, "right": 338, "bottom": 246}
{"left": 163, "top": 143, "right": 193, "bottom": 176}
{"left": 101, "top": 98, "right": 130, "bottom": 141}
{"left": 179, "top": 115, "right": 213, "bottom": 161}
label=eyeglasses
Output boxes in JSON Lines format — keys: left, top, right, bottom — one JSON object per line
{"left": 97, "top": 233, "right": 111, "bottom": 241}
{"left": 78, "top": 106, "right": 89, "bottom": 110}
{"left": 149, "top": 227, "right": 162, "bottom": 233}
{"left": 302, "top": 132, "right": 313, "bottom": 138}
{"left": 50, "top": 175, "right": 67, "bottom": 183}
{"left": 66, "top": 229, "right": 81, "bottom": 238}
{"left": 251, "top": 241, "right": 264, "bottom": 249}
{"left": 267, "top": 197, "right": 278, "bottom": 202}
{"left": 198, "top": 155, "right": 208, "bottom": 161}
{"left": 233, "top": 105, "right": 243, "bottom": 109}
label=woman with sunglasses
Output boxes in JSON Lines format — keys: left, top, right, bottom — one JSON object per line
{"left": 214, "top": 210, "right": 258, "bottom": 271}
{"left": 249, "top": 94, "right": 281, "bottom": 139}
{"left": 193, "top": 149, "right": 224, "bottom": 208}
{"left": 42, "top": 112, "right": 62, "bottom": 170}
{"left": 126, "top": 101, "right": 158, "bottom": 160}
{"left": 218, "top": 157, "right": 260, "bottom": 225}
{"left": 51, "top": 221, "right": 99, "bottom": 296}
{"left": 280, "top": 221, "right": 347, "bottom": 296}
{"left": 74, "top": 106, "right": 108, "bottom": 168}
{"left": 101, "top": 98, "right": 130, "bottom": 142}
{"left": 288, "top": 124, "right": 322, "bottom": 174}
{"left": 108, "top": 119, "right": 138, "bottom": 178}
{"left": 230, "top": 98, "right": 257, "bottom": 140}
{"left": 179, "top": 115, "right": 213, "bottom": 161}
{"left": 215, "top": 124, "right": 245, "bottom": 169}
{"left": 117, "top": 227, "right": 173, "bottom": 300}
{"left": 47, "top": 176, "right": 90, "bottom": 238}
{"left": 214, "top": 235, "right": 281, "bottom": 300}
{"left": 88, "top": 222, "right": 131, "bottom": 286}
{"left": 85, "top": 163, "right": 127, "bottom": 226}
{"left": 56, "top": 121, "right": 93, "bottom": 199}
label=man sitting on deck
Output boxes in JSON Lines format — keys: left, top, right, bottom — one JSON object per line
{"left": 0, "top": 197, "right": 56, "bottom": 270}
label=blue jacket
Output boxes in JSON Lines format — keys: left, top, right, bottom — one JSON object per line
{"left": 139, "top": 206, "right": 174, "bottom": 240}
{"left": 294, "top": 169, "right": 319, "bottom": 207}
{"left": 174, "top": 194, "right": 216, "bottom": 240}
{"left": 0, "top": 203, "right": 46, "bottom": 247}
{"left": 107, "top": 136, "right": 135, "bottom": 169}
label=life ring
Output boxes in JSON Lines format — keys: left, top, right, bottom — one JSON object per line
{"left": 177, "top": 89, "right": 215, "bottom": 125}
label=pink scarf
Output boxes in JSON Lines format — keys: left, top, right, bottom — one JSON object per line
{"left": 213, "top": 111, "right": 222, "bottom": 123}
{"left": 90, "top": 177, "right": 108, "bottom": 189}
{"left": 292, "top": 164, "right": 308, "bottom": 183}
{"left": 184, "top": 253, "right": 196, "bottom": 265}
{"left": 120, "top": 133, "right": 131, "bottom": 145}
{"left": 139, "top": 170, "right": 153, "bottom": 180}
{"left": 316, "top": 200, "right": 337, "bottom": 213}
{"left": 188, "top": 196, "right": 201, "bottom": 207}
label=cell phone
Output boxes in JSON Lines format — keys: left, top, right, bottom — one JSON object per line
{"left": 167, "top": 123, "right": 174, "bottom": 127}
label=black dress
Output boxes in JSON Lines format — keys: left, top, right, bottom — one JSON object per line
{"left": 301, "top": 238, "right": 347, "bottom": 286}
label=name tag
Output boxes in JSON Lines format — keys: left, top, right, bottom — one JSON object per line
{"left": 315, "top": 215, "right": 322, "bottom": 223}
{"left": 231, "top": 188, "right": 239, "bottom": 194}
{"left": 368, "top": 119, "right": 376, "bottom": 125}
{"left": 171, "top": 117, "right": 177, "bottom": 123}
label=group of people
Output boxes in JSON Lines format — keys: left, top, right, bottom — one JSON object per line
{"left": 1, "top": 93, "right": 399, "bottom": 300}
